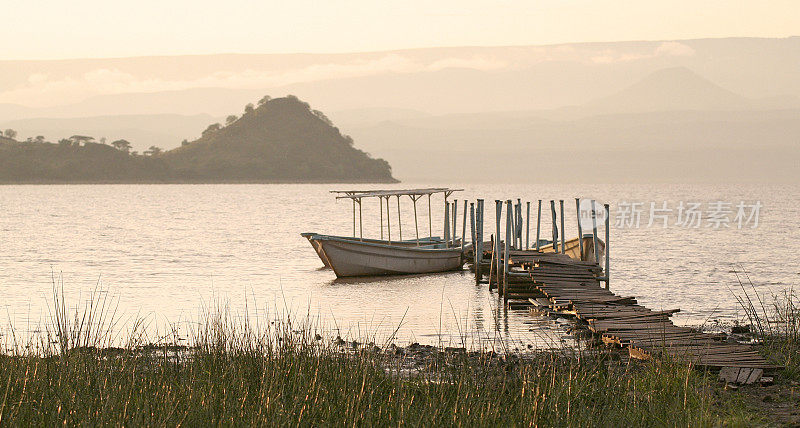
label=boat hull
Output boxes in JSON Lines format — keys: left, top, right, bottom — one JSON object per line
{"left": 301, "top": 233, "right": 446, "bottom": 269}
{"left": 301, "top": 233, "right": 333, "bottom": 267}
{"left": 312, "top": 235, "right": 464, "bottom": 277}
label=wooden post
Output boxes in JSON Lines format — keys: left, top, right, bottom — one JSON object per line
{"left": 535, "top": 200, "right": 542, "bottom": 251}
{"left": 550, "top": 200, "right": 558, "bottom": 251}
{"left": 519, "top": 204, "right": 523, "bottom": 249}
{"left": 509, "top": 201, "right": 515, "bottom": 250}
{"left": 525, "top": 201, "right": 530, "bottom": 250}
{"left": 591, "top": 199, "right": 600, "bottom": 266}
{"left": 575, "top": 198, "right": 583, "bottom": 260}
{"left": 461, "top": 199, "right": 467, "bottom": 252}
{"left": 469, "top": 202, "right": 476, "bottom": 248}
{"left": 494, "top": 200, "right": 502, "bottom": 288}
{"left": 380, "top": 197, "right": 384, "bottom": 240}
{"left": 352, "top": 199, "right": 356, "bottom": 237}
{"left": 476, "top": 199, "right": 484, "bottom": 283}
{"left": 517, "top": 201, "right": 522, "bottom": 249}
{"left": 396, "top": 195, "right": 402, "bottom": 241}
{"left": 488, "top": 234, "right": 495, "bottom": 289}
{"left": 604, "top": 203, "right": 610, "bottom": 290}
{"left": 504, "top": 200, "right": 512, "bottom": 302}
{"left": 559, "top": 199, "right": 565, "bottom": 254}
{"left": 511, "top": 200, "right": 520, "bottom": 250}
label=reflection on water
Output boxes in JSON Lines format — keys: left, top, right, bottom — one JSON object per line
{"left": 0, "top": 183, "right": 798, "bottom": 349}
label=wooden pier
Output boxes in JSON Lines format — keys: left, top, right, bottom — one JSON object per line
{"left": 462, "top": 197, "right": 778, "bottom": 382}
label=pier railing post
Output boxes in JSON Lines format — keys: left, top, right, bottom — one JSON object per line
{"left": 504, "top": 200, "right": 512, "bottom": 302}
{"left": 604, "top": 203, "right": 610, "bottom": 290}
{"left": 535, "top": 200, "right": 542, "bottom": 251}
{"left": 516, "top": 199, "right": 522, "bottom": 249}
{"left": 476, "top": 199, "right": 484, "bottom": 283}
{"left": 550, "top": 200, "right": 558, "bottom": 251}
{"left": 591, "top": 200, "right": 600, "bottom": 266}
{"left": 517, "top": 199, "right": 525, "bottom": 250}
{"left": 525, "top": 201, "right": 530, "bottom": 250}
{"left": 494, "top": 200, "right": 502, "bottom": 288}
{"left": 470, "top": 202, "right": 476, "bottom": 249}
{"left": 575, "top": 198, "right": 583, "bottom": 260}
{"left": 488, "top": 235, "right": 495, "bottom": 289}
{"left": 559, "top": 200, "right": 565, "bottom": 254}
{"left": 509, "top": 201, "right": 516, "bottom": 250}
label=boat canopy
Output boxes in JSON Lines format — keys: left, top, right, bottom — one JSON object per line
{"left": 329, "top": 187, "right": 463, "bottom": 245}
{"left": 331, "top": 187, "right": 462, "bottom": 200}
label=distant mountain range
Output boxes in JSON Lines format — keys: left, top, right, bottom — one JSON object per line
{"left": 1, "top": 37, "right": 798, "bottom": 183}
{"left": 0, "top": 97, "right": 395, "bottom": 183}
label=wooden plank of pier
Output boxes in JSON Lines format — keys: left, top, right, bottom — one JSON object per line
{"left": 491, "top": 249, "right": 778, "bottom": 371}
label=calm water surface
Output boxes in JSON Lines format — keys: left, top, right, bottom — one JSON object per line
{"left": 1, "top": 184, "right": 798, "bottom": 349}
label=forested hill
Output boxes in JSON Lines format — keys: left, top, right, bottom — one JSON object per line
{"left": 163, "top": 96, "right": 394, "bottom": 182}
{"left": 0, "top": 96, "right": 396, "bottom": 183}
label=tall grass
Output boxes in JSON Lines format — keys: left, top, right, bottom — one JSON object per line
{"left": 731, "top": 269, "right": 799, "bottom": 379}
{"left": 0, "top": 285, "right": 761, "bottom": 426}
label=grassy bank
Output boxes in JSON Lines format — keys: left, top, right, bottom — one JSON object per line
{"left": 2, "top": 279, "right": 797, "bottom": 426}
{"left": 0, "top": 319, "right": 761, "bottom": 425}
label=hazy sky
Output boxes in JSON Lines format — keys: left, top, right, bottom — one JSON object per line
{"left": 4, "top": 0, "right": 798, "bottom": 60}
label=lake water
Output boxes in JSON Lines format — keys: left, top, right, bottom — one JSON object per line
{"left": 1, "top": 184, "right": 798, "bottom": 350}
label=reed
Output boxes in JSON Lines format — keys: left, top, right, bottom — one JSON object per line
{"left": 730, "top": 269, "right": 800, "bottom": 380}
{"left": 0, "top": 286, "right": 763, "bottom": 426}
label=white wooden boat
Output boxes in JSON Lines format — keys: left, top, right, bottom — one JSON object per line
{"left": 300, "top": 232, "right": 444, "bottom": 268}
{"left": 310, "top": 234, "right": 464, "bottom": 277}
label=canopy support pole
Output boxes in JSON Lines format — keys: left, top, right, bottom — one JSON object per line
{"left": 461, "top": 199, "right": 467, "bottom": 252}
{"left": 386, "top": 196, "right": 391, "bottom": 244}
{"left": 428, "top": 194, "right": 432, "bottom": 240}
{"left": 358, "top": 198, "right": 363, "bottom": 241}
{"left": 452, "top": 200, "right": 458, "bottom": 247}
{"left": 443, "top": 201, "right": 450, "bottom": 246}
{"left": 411, "top": 195, "right": 420, "bottom": 245}
{"left": 396, "top": 195, "right": 402, "bottom": 241}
